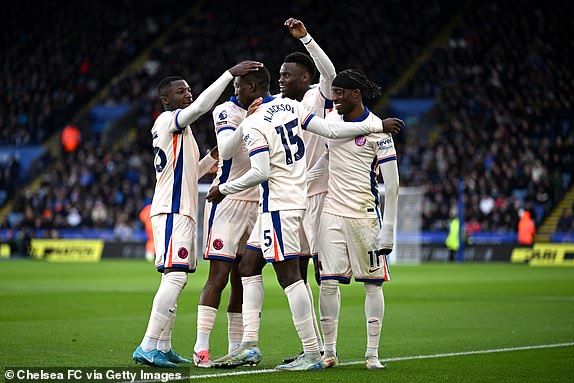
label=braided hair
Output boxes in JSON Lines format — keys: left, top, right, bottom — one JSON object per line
{"left": 332, "top": 69, "right": 382, "bottom": 100}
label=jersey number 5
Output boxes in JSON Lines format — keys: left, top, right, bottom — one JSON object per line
{"left": 275, "top": 118, "right": 305, "bottom": 165}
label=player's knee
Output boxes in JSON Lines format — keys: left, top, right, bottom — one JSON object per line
{"left": 276, "top": 275, "right": 295, "bottom": 290}
{"left": 164, "top": 271, "right": 188, "bottom": 290}
{"left": 364, "top": 282, "right": 382, "bottom": 294}
{"left": 205, "top": 274, "right": 229, "bottom": 292}
{"left": 320, "top": 279, "right": 339, "bottom": 295}
{"left": 238, "top": 258, "right": 260, "bottom": 277}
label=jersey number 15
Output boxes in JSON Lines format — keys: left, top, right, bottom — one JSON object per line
{"left": 275, "top": 118, "right": 305, "bottom": 165}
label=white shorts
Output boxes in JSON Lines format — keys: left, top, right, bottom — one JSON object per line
{"left": 246, "top": 210, "right": 304, "bottom": 263}
{"left": 317, "top": 212, "right": 391, "bottom": 283}
{"left": 203, "top": 199, "right": 258, "bottom": 262}
{"left": 299, "top": 192, "right": 326, "bottom": 257}
{"left": 151, "top": 213, "right": 197, "bottom": 272}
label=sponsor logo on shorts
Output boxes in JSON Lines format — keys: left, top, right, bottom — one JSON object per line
{"left": 368, "top": 266, "right": 381, "bottom": 273}
{"left": 177, "top": 247, "right": 189, "bottom": 259}
{"left": 213, "top": 238, "right": 224, "bottom": 250}
{"left": 355, "top": 135, "right": 367, "bottom": 146}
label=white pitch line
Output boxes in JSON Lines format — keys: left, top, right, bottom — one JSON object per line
{"left": 181, "top": 341, "right": 574, "bottom": 380}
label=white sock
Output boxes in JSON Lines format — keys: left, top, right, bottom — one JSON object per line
{"left": 227, "top": 312, "right": 243, "bottom": 353}
{"left": 364, "top": 283, "right": 384, "bottom": 358}
{"left": 285, "top": 280, "right": 318, "bottom": 355}
{"left": 305, "top": 281, "right": 324, "bottom": 353}
{"left": 141, "top": 272, "right": 187, "bottom": 352}
{"left": 157, "top": 304, "right": 176, "bottom": 352}
{"left": 241, "top": 275, "right": 264, "bottom": 346}
{"left": 194, "top": 305, "right": 218, "bottom": 353}
{"left": 319, "top": 279, "right": 340, "bottom": 356}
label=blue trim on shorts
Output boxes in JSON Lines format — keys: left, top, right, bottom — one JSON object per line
{"left": 156, "top": 264, "right": 196, "bottom": 273}
{"left": 203, "top": 254, "right": 235, "bottom": 263}
{"left": 245, "top": 244, "right": 261, "bottom": 252}
{"left": 265, "top": 253, "right": 300, "bottom": 263}
{"left": 320, "top": 275, "right": 351, "bottom": 284}
{"left": 355, "top": 277, "right": 387, "bottom": 283}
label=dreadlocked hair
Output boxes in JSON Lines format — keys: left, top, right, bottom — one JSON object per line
{"left": 338, "top": 69, "right": 382, "bottom": 99}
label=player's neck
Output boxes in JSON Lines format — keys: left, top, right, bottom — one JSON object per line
{"left": 344, "top": 105, "right": 366, "bottom": 121}
{"left": 254, "top": 91, "right": 271, "bottom": 102}
{"left": 294, "top": 86, "right": 310, "bottom": 102}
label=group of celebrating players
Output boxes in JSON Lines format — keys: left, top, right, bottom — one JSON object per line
{"left": 132, "top": 17, "right": 403, "bottom": 372}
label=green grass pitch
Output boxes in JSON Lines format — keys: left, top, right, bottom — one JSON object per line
{"left": 1, "top": 259, "right": 573, "bottom": 382}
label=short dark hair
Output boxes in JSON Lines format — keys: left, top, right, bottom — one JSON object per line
{"left": 241, "top": 66, "right": 271, "bottom": 91}
{"left": 157, "top": 76, "right": 184, "bottom": 97}
{"left": 284, "top": 52, "right": 316, "bottom": 79}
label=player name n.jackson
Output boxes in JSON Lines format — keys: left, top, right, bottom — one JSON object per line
{"left": 263, "top": 103, "right": 296, "bottom": 122}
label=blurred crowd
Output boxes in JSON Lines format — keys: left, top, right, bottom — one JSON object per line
{"left": 0, "top": 0, "right": 185, "bottom": 145}
{"left": 1, "top": 0, "right": 573, "bottom": 239}
{"left": 395, "top": 1, "right": 574, "bottom": 232}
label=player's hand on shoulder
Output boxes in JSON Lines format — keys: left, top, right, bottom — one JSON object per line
{"left": 229, "top": 61, "right": 263, "bottom": 77}
{"left": 382, "top": 118, "right": 404, "bottom": 136}
{"left": 284, "top": 18, "right": 307, "bottom": 39}
{"left": 247, "top": 97, "right": 263, "bottom": 117}
{"left": 206, "top": 185, "right": 226, "bottom": 204}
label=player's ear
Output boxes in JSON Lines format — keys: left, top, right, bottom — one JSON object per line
{"left": 302, "top": 72, "right": 311, "bottom": 83}
{"left": 160, "top": 95, "right": 168, "bottom": 106}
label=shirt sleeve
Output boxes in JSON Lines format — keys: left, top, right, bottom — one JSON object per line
{"left": 306, "top": 147, "right": 329, "bottom": 183}
{"left": 375, "top": 136, "right": 399, "bottom": 250}
{"left": 300, "top": 108, "right": 385, "bottom": 138}
{"left": 219, "top": 127, "right": 270, "bottom": 195}
{"left": 216, "top": 126, "right": 244, "bottom": 160}
{"left": 197, "top": 152, "right": 218, "bottom": 180}
{"left": 300, "top": 34, "right": 336, "bottom": 99}
{"left": 173, "top": 71, "right": 234, "bottom": 129}
{"left": 213, "top": 106, "right": 245, "bottom": 160}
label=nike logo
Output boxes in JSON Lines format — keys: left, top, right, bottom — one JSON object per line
{"left": 141, "top": 354, "right": 154, "bottom": 363}
{"left": 168, "top": 308, "right": 176, "bottom": 313}
{"left": 368, "top": 267, "right": 381, "bottom": 273}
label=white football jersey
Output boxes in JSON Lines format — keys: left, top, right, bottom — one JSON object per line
{"left": 150, "top": 110, "right": 201, "bottom": 222}
{"left": 276, "top": 85, "right": 333, "bottom": 197}
{"left": 241, "top": 96, "right": 312, "bottom": 212}
{"left": 300, "top": 85, "right": 333, "bottom": 196}
{"left": 322, "top": 109, "right": 397, "bottom": 219}
{"left": 210, "top": 97, "right": 259, "bottom": 201}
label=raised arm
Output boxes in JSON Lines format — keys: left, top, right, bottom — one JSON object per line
{"left": 176, "top": 61, "right": 262, "bottom": 128}
{"left": 285, "top": 18, "right": 336, "bottom": 97}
